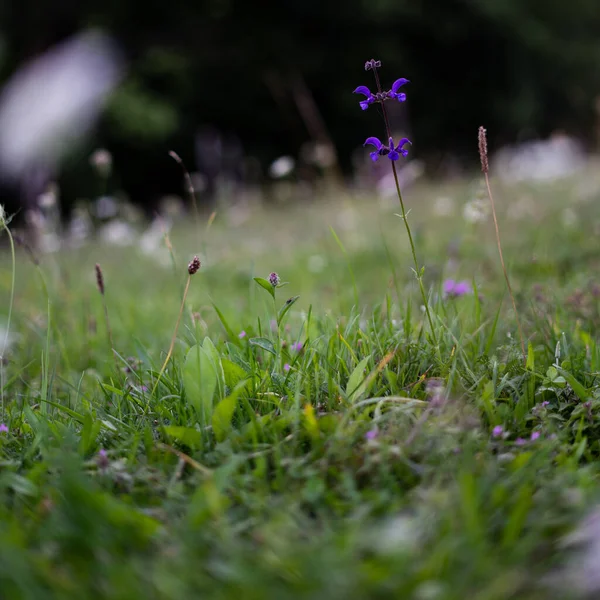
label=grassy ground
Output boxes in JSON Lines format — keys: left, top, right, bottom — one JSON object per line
{"left": 2, "top": 164, "right": 600, "bottom": 599}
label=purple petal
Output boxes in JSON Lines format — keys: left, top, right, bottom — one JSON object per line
{"left": 388, "top": 137, "right": 395, "bottom": 151}
{"left": 393, "top": 92, "right": 407, "bottom": 102}
{"left": 391, "top": 78, "right": 409, "bottom": 93}
{"left": 443, "top": 279, "right": 455, "bottom": 294}
{"left": 353, "top": 85, "right": 372, "bottom": 98}
{"left": 364, "top": 137, "right": 383, "bottom": 150}
{"left": 397, "top": 138, "right": 412, "bottom": 149}
{"left": 359, "top": 100, "right": 370, "bottom": 111}
{"left": 369, "top": 151, "right": 379, "bottom": 162}
{"left": 531, "top": 431, "right": 540, "bottom": 441}
{"left": 453, "top": 281, "right": 472, "bottom": 296}
{"left": 388, "top": 150, "right": 400, "bottom": 161}
{"left": 400, "top": 148, "right": 409, "bottom": 157}
{"left": 492, "top": 425, "right": 504, "bottom": 438}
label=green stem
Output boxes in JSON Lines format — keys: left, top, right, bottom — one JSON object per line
{"left": 391, "top": 161, "right": 437, "bottom": 345}
{"left": 0, "top": 222, "right": 16, "bottom": 422}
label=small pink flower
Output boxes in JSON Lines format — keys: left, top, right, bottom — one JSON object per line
{"left": 365, "top": 429, "right": 378, "bottom": 440}
{"left": 0, "top": 424, "right": 8, "bottom": 433}
{"left": 492, "top": 425, "right": 503, "bottom": 438}
{"left": 530, "top": 431, "right": 540, "bottom": 441}
{"left": 283, "top": 363, "right": 291, "bottom": 372}
{"left": 238, "top": 330, "right": 247, "bottom": 339}
{"left": 515, "top": 437, "right": 527, "bottom": 446}
{"left": 291, "top": 342, "right": 303, "bottom": 352}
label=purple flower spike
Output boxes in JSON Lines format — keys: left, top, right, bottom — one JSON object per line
{"left": 390, "top": 78, "right": 409, "bottom": 102}
{"left": 353, "top": 85, "right": 376, "bottom": 110}
{"left": 396, "top": 137, "right": 412, "bottom": 157}
{"left": 364, "top": 136, "right": 411, "bottom": 162}
{"left": 364, "top": 136, "right": 383, "bottom": 162}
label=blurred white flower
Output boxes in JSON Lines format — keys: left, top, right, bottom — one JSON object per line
{"left": 432, "top": 196, "right": 455, "bottom": 217}
{"left": 99, "top": 220, "right": 135, "bottom": 246}
{"left": 0, "top": 31, "right": 123, "bottom": 180}
{"left": 89, "top": 148, "right": 112, "bottom": 177}
{"left": 268, "top": 156, "right": 295, "bottom": 179}
{"left": 463, "top": 198, "right": 489, "bottom": 224}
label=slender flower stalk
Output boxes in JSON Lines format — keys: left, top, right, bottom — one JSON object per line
{"left": 358, "top": 60, "right": 437, "bottom": 343}
{"left": 0, "top": 205, "right": 15, "bottom": 423}
{"left": 95, "top": 263, "right": 119, "bottom": 373}
{"left": 151, "top": 256, "right": 201, "bottom": 396}
{"left": 478, "top": 126, "right": 526, "bottom": 363}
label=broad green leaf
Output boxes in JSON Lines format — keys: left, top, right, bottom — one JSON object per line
{"left": 253, "top": 277, "right": 275, "bottom": 299}
{"left": 183, "top": 344, "right": 218, "bottom": 423}
{"left": 212, "top": 381, "right": 248, "bottom": 442}
{"left": 164, "top": 425, "right": 203, "bottom": 448}
{"left": 222, "top": 358, "right": 248, "bottom": 388}
{"left": 249, "top": 337, "right": 276, "bottom": 356}
{"left": 346, "top": 355, "right": 371, "bottom": 402}
{"left": 277, "top": 295, "right": 300, "bottom": 326}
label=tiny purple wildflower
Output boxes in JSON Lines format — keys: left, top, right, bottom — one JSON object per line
{"left": 97, "top": 448, "right": 109, "bottom": 469}
{"left": 365, "top": 429, "right": 378, "bottom": 440}
{"left": 492, "top": 425, "right": 503, "bottom": 438}
{"left": 268, "top": 272, "right": 280, "bottom": 287}
{"left": 283, "top": 363, "right": 291, "bottom": 372}
{"left": 389, "top": 78, "right": 409, "bottom": 102}
{"left": 291, "top": 341, "right": 303, "bottom": 352}
{"left": 443, "top": 279, "right": 473, "bottom": 298}
{"left": 363, "top": 136, "right": 411, "bottom": 162}
{"left": 515, "top": 437, "right": 527, "bottom": 446}
{"left": 0, "top": 424, "right": 7, "bottom": 433}
{"left": 239, "top": 330, "right": 247, "bottom": 339}
{"left": 541, "top": 401, "right": 550, "bottom": 407}
{"left": 353, "top": 85, "right": 376, "bottom": 111}
{"left": 530, "top": 431, "right": 541, "bottom": 441}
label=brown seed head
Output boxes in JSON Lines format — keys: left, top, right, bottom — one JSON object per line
{"left": 478, "top": 126, "right": 489, "bottom": 174}
{"left": 95, "top": 263, "right": 105, "bottom": 295}
{"left": 188, "top": 256, "right": 201, "bottom": 275}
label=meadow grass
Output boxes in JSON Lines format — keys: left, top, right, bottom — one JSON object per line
{"left": 1, "top": 166, "right": 600, "bottom": 598}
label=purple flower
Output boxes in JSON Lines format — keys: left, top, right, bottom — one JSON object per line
{"left": 239, "top": 330, "right": 247, "bottom": 339}
{"left": 514, "top": 437, "right": 527, "bottom": 446}
{"left": 353, "top": 78, "right": 409, "bottom": 110}
{"left": 541, "top": 401, "right": 550, "bottom": 407}
{"left": 364, "top": 136, "right": 411, "bottom": 162}
{"left": 97, "top": 448, "right": 109, "bottom": 469}
{"left": 283, "top": 363, "right": 291, "bottom": 372}
{"left": 268, "top": 272, "right": 280, "bottom": 287}
{"left": 353, "top": 85, "right": 376, "bottom": 111}
{"left": 530, "top": 431, "right": 540, "bottom": 441}
{"left": 492, "top": 425, "right": 504, "bottom": 438}
{"left": 389, "top": 78, "right": 409, "bottom": 102}
{"left": 443, "top": 279, "right": 473, "bottom": 298}
{"left": 0, "top": 424, "right": 7, "bottom": 433}
{"left": 365, "top": 429, "right": 378, "bottom": 440}
{"left": 291, "top": 341, "right": 303, "bottom": 352}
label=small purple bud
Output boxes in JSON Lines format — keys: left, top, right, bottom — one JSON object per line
{"left": 97, "top": 448, "right": 109, "bottom": 469}
{"left": 492, "top": 425, "right": 503, "bottom": 438}
{"left": 283, "top": 363, "right": 291, "bottom": 372}
{"left": 268, "top": 272, "right": 280, "bottom": 287}
{"left": 365, "top": 429, "right": 378, "bottom": 440}
{"left": 239, "top": 330, "right": 247, "bottom": 339}
{"left": 515, "top": 437, "right": 527, "bottom": 446}
{"left": 292, "top": 342, "right": 303, "bottom": 352}
{"left": 0, "top": 424, "right": 8, "bottom": 433}
{"left": 530, "top": 431, "right": 540, "bottom": 441}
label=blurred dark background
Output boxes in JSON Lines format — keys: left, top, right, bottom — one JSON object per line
{"left": 1, "top": 0, "right": 600, "bottom": 213}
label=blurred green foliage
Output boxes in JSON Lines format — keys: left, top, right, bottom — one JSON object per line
{"left": 1, "top": 0, "right": 600, "bottom": 170}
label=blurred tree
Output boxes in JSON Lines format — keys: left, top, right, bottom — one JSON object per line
{"left": 0, "top": 0, "right": 598, "bottom": 208}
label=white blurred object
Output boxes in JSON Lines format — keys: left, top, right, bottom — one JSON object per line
{"left": 0, "top": 31, "right": 123, "bottom": 180}
{"left": 99, "top": 220, "right": 135, "bottom": 246}
{"left": 492, "top": 133, "right": 586, "bottom": 183}
{"left": 89, "top": 148, "right": 113, "bottom": 177}
{"left": 432, "top": 196, "right": 455, "bottom": 217}
{"left": 269, "top": 156, "right": 295, "bottom": 179}
{"left": 463, "top": 197, "right": 489, "bottom": 224}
